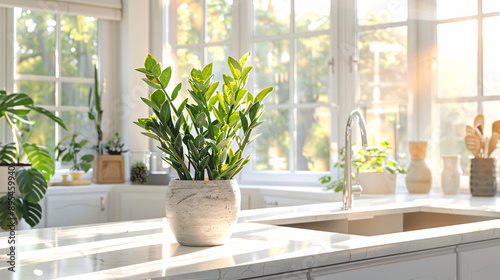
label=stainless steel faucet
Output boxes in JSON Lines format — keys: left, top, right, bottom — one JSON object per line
{"left": 343, "top": 110, "right": 368, "bottom": 210}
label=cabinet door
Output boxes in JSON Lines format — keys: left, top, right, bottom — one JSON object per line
{"left": 119, "top": 191, "right": 166, "bottom": 221}
{"left": 457, "top": 239, "right": 500, "bottom": 280}
{"left": 46, "top": 193, "right": 108, "bottom": 227}
{"left": 311, "top": 247, "right": 456, "bottom": 280}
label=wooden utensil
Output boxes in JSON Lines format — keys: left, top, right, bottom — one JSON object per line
{"left": 488, "top": 132, "right": 500, "bottom": 158}
{"left": 483, "top": 136, "right": 489, "bottom": 159}
{"left": 492, "top": 120, "right": 500, "bottom": 135}
{"left": 466, "top": 125, "right": 475, "bottom": 136}
{"left": 474, "top": 114, "right": 485, "bottom": 135}
{"left": 465, "top": 134, "right": 481, "bottom": 158}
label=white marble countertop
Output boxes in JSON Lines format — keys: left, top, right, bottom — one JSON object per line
{"left": 3, "top": 194, "right": 500, "bottom": 279}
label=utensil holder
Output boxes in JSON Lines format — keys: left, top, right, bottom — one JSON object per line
{"left": 470, "top": 158, "right": 497, "bottom": 197}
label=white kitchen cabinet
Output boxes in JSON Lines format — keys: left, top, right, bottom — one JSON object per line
{"left": 311, "top": 247, "right": 456, "bottom": 280}
{"left": 45, "top": 186, "right": 112, "bottom": 227}
{"left": 114, "top": 185, "right": 167, "bottom": 221}
{"left": 457, "top": 239, "right": 500, "bottom": 280}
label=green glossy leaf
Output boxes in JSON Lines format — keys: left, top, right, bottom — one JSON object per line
{"left": 141, "top": 132, "right": 160, "bottom": 141}
{"left": 160, "top": 67, "right": 172, "bottom": 88}
{"left": 135, "top": 67, "right": 149, "bottom": 74}
{"left": 228, "top": 57, "right": 242, "bottom": 80}
{"left": 0, "top": 142, "right": 16, "bottom": 164}
{"left": 81, "top": 154, "right": 94, "bottom": 163}
{"left": 202, "top": 63, "right": 213, "bottom": 80}
{"left": 239, "top": 52, "right": 251, "bottom": 67}
{"left": 151, "top": 90, "right": 166, "bottom": 107}
{"left": 16, "top": 168, "right": 47, "bottom": 203}
{"left": 23, "top": 142, "right": 55, "bottom": 181}
{"left": 217, "top": 138, "right": 230, "bottom": 150}
{"left": 152, "top": 63, "right": 161, "bottom": 77}
{"left": 174, "top": 134, "right": 183, "bottom": 154}
{"left": 194, "top": 134, "right": 205, "bottom": 149}
{"left": 141, "top": 97, "right": 160, "bottom": 111}
{"left": 206, "top": 81, "right": 219, "bottom": 101}
{"left": 196, "top": 112, "right": 206, "bottom": 127}
{"left": 22, "top": 200, "right": 42, "bottom": 227}
{"left": 208, "top": 95, "right": 218, "bottom": 110}
{"left": 188, "top": 140, "right": 200, "bottom": 161}
{"left": 144, "top": 54, "right": 157, "bottom": 71}
{"left": 171, "top": 82, "right": 182, "bottom": 101}
{"left": 142, "top": 78, "right": 162, "bottom": 90}
{"left": 228, "top": 113, "right": 240, "bottom": 126}
{"left": 255, "top": 87, "right": 273, "bottom": 102}
{"left": 27, "top": 105, "right": 67, "bottom": 131}
{"left": 0, "top": 195, "right": 23, "bottom": 230}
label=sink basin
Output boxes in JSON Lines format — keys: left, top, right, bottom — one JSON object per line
{"left": 280, "top": 210, "right": 497, "bottom": 236}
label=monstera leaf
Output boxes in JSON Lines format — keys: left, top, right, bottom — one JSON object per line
{"left": 23, "top": 142, "right": 55, "bottom": 182}
{"left": 16, "top": 167, "right": 47, "bottom": 203}
{"left": 0, "top": 195, "right": 23, "bottom": 230}
{"left": 22, "top": 200, "right": 42, "bottom": 227}
{"left": 0, "top": 142, "right": 16, "bottom": 164}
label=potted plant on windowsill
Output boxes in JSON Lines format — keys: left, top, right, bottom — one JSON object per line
{"left": 55, "top": 134, "right": 94, "bottom": 183}
{"left": 135, "top": 52, "right": 273, "bottom": 246}
{"left": 0, "top": 90, "right": 67, "bottom": 230}
{"left": 320, "top": 141, "right": 406, "bottom": 194}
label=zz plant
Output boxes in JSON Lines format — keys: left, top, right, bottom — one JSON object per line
{"left": 0, "top": 90, "right": 67, "bottom": 229}
{"left": 135, "top": 52, "right": 273, "bottom": 180}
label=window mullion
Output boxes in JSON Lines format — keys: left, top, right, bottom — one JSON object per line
{"left": 477, "top": 0, "right": 484, "bottom": 114}
{"left": 55, "top": 13, "right": 62, "bottom": 146}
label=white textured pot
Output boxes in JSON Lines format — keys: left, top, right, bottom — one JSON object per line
{"left": 165, "top": 179, "right": 241, "bottom": 247}
{"left": 358, "top": 172, "right": 397, "bottom": 194}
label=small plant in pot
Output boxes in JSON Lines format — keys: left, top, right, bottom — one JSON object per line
{"left": 320, "top": 141, "right": 406, "bottom": 194}
{"left": 0, "top": 90, "right": 67, "bottom": 230}
{"left": 135, "top": 52, "right": 272, "bottom": 246}
{"left": 55, "top": 134, "right": 94, "bottom": 182}
{"left": 130, "top": 162, "right": 148, "bottom": 184}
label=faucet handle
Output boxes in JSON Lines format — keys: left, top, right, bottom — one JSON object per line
{"left": 352, "top": 184, "right": 363, "bottom": 197}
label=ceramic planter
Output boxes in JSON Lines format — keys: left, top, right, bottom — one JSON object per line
{"left": 470, "top": 158, "right": 497, "bottom": 197}
{"left": 0, "top": 164, "right": 31, "bottom": 197}
{"left": 92, "top": 155, "right": 125, "bottom": 184}
{"left": 70, "top": 170, "right": 84, "bottom": 181}
{"left": 406, "top": 141, "right": 432, "bottom": 193}
{"left": 165, "top": 179, "right": 241, "bottom": 246}
{"left": 358, "top": 172, "right": 397, "bottom": 194}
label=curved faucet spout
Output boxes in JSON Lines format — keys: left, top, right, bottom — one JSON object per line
{"left": 343, "top": 110, "right": 368, "bottom": 210}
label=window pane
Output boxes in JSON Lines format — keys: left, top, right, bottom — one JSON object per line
{"left": 295, "top": 0, "right": 330, "bottom": 33}
{"left": 28, "top": 110, "right": 56, "bottom": 159}
{"left": 61, "top": 111, "right": 97, "bottom": 144}
{"left": 60, "top": 15, "right": 98, "bottom": 78}
{"left": 207, "top": 0, "right": 233, "bottom": 42}
{"left": 483, "top": 16, "right": 500, "bottom": 96}
{"left": 483, "top": 0, "right": 500, "bottom": 13}
{"left": 297, "top": 107, "right": 330, "bottom": 171}
{"left": 436, "top": 0, "right": 477, "bottom": 20}
{"left": 358, "top": 27, "right": 408, "bottom": 102}
{"left": 254, "top": 40, "right": 290, "bottom": 104}
{"left": 438, "top": 102, "right": 475, "bottom": 172}
{"left": 176, "top": 0, "right": 203, "bottom": 45}
{"left": 296, "top": 35, "right": 330, "bottom": 103}
{"left": 253, "top": 0, "right": 290, "bottom": 37}
{"left": 363, "top": 104, "right": 407, "bottom": 157}
{"left": 14, "top": 8, "right": 56, "bottom": 76}
{"left": 171, "top": 48, "right": 203, "bottom": 100}
{"left": 207, "top": 45, "right": 231, "bottom": 86}
{"left": 357, "top": 0, "right": 408, "bottom": 26}
{"left": 254, "top": 109, "right": 290, "bottom": 171}
{"left": 61, "top": 83, "right": 91, "bottom": 106}
{"left": 437, "top": 20, "right": 477, "bottom": 98}
{"left": 15, "top": 80, "right": 55, "bottom": 106}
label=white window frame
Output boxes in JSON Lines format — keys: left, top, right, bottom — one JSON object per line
{"left": 163, "top": 0, "right": 357, "bottom": 186}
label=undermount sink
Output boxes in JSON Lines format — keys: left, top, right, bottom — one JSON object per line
{"left": 280, "top": 210, "right": 497, "bottom": 236}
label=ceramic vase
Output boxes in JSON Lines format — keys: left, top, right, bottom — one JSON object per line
{"left": 441, "top": 155, "right": 461, "bottom": 195}
{"left": 165, "top": 179, "right": 241, "bottom": 246}
{"left": 406, "top": 141, "right": 432, "bottom": 193}
{"left": 470, "top": 158, "right": 497, "bottom": 197}
{"left": 358, "top": 172, "right": 397, "bottom": 194}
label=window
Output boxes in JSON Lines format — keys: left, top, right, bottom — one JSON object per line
{"left": 166, "top": 0, "right": 342, "bottom": 184}
{"left": 12, "top": 8, "right": 98, "bottom": 158}
{"left": 435, "top": 0, "right": 500, "bottom": 171}
{"left": 356, "top": 0, "right": 409, "bottom": 158}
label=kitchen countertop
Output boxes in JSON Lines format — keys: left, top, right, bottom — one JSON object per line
{"left": 3, "top": 194, "right": 500, "bottom": 279}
